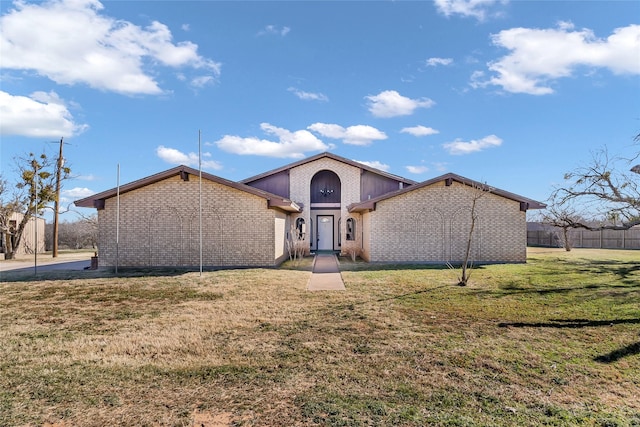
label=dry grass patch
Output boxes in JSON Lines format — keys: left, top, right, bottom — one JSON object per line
{"left": 1, "top": 249, "right": 639, "bottom": 426}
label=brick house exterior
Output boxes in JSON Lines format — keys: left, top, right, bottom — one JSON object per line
{"left": 75, "top": 152, "right": 544, "bottom": 268}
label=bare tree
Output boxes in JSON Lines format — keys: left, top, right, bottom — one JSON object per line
{"left": 450, "top": 181, "right": 492, "bottom": 286}
{"left": 550, "top": 142, "right": 639, "bottom": 231}
{"left": 286, "top": 224, "right": 306, "bottom": 264}
{"left": 536, "top": 202, "right": 590, "bottom": 251}
{"left": 45, "top": 216, "right": 97, "bottom": 251}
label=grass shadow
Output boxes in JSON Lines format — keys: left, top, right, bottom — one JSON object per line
{"left": 595, "top": 340, "right": 640, "bottom": 363}
{"left": 498, "top": 318, "right": 640, "bottom": 328}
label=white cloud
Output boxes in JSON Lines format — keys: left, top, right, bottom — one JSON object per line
{"left": 0, "top": 0, "right": 220, "bottom": 95}
{"left": 308, "top": 123, "right": 387, "bottom": 146}
{"left": 406, "top": 165, "right": 429, "bottom": 174}
{"left": 477, "top": 23, "right": 640, "bottom": 95}
{"left": 288, "top": 87, "right": 328, "bottom": 102}
{"left": 443, "top": 134, "right": 502, "bottom": 155}
{"left": 432, "top": 162, "right": 449, "bottom": 172}
{"left": 215, "top": 123, "right": 330, "bottom": 158}
{"left": 191, "top": 75, "right": 215, "bottom": 88}
{"left": 63, "top": 187, "right": 95, "bottom": 199}
{"left": 366, "top": 90, "right": 435, "bottom": 118}
{"left": 258, "top": 25, "right": 290, "bottom": 37}
{"left": 76, "top": 174, "right": 97, "bottom": 181}
{"left": 355, "top": 160, "right": 390, "bottom": 172}
{"left": 400, "top": 126, "right": 440, "bottom": 137}
{"left": 434, "top": 0, "right": 507, "bottom": 21}
{"left": 0, "top": 90, "right": 88, "bottom": 138}
{"left": 156, "top": 146, "right": 223, "bottom": 170}
{"left": 426, "top": 57, "right": 453, "bottom": 67}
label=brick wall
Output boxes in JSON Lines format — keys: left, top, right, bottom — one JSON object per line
{"left": 289, "top": 158, "right": 362, "bottom": 254}
{"left": 366, "top": 180, "right": 526, "bottom": 263}
{"left": 97, "top": 175, "right": 277, "bottom": 268}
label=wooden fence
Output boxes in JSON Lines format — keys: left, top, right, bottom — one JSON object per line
{"left": 527, "top": 228, "right": 640, "bottom": 249}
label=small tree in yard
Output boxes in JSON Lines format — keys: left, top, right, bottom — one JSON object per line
{"left": 0, "top": 153, "right": 64, "bottom": 259}
{"left": 450, "top": 181, "right": 492, "bottom": 286}
{"left": 537, "top": 202, "right": 587, "bottom": 251}
{"left": 286, "top": 224, "right": 306, "bottom": 264}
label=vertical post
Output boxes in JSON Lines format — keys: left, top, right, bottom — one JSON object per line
{"left": 199, "top": 130, "right": 203, "bottom": 276}
{"left": 53, "top": 137, "right": 64, "bottom": 258}
{"left": 116, "top": 164, "right": 120, "bottom": 274}
{"left": 599, "top": 228, "right": 603, "bottom": 249}
{"left": 34, "top": 168, "right": 38, "bottom": 276}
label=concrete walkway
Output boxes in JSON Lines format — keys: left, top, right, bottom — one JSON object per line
{"left": 307, "top": 253, "right": 345, "bottom": 291}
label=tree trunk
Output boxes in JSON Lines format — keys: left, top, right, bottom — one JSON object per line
{"left": 4, "top": 233, "right": 15, "bottom": 259}
{"left": 563, "top": 227, "right": 572, "bottom": 251}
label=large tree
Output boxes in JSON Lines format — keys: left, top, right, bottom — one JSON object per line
{"left": 0, "top": 153, "right": 69, "bottom": 259}
{"left": 549, "top": 138, "right": 639, "bottom": 231}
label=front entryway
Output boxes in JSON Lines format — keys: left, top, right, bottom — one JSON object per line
{"left": 317, "top": 215, "right": 334, "bottom": 250}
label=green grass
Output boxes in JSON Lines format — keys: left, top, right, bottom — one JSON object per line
{"left": 0, "top": 248, "right": 638, "bottom": 426}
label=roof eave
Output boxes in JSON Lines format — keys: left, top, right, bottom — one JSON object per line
{"left": 348, "top": 201, "right": 375, "bottom": 213}
{"left": 268, "top": 199, "right": 302, "bottom": 213}
{"left": 241, "top": 151, "right": 418, "bottom": 185}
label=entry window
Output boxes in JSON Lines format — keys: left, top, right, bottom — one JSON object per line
{"left": 295, "top": 218, "right": 306, "bottom": 239}
{"left": 346, "top": 218, "right": 356, "bottom": 241}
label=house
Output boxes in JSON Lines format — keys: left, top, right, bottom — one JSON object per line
{"left": 74, "top": 152, "right": 545, "bottom": 268}
{"left": 1, "top": 212, "right": 45, "bottom": 258}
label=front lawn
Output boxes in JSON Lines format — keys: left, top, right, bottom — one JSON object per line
{"left": 1, "top": 248, "right": 638, "bottom": 426}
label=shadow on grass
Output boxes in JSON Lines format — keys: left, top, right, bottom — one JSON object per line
{"left": 575, "top": 260, "right": 640, "bottom": 283}
{"left": 500, "top": 318, "right": 640, "bottom": 364}
{"left": 594, "top": 340, "right": 640, "bottom": 363}
{"left": 336, "top": 259, "right": 487, "bottom": 273}
{"left": 374, "top": 284, "right": 452, "bottom": 303}
{"left": 492, "top": 282, "right": 639, "bottom": 297}
{"left": 498, "top": 318, "right": 640, "bottom": 328}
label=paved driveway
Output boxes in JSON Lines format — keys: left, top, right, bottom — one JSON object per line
{"left": 0, "top": 252, "right": 93, "bottom": 274}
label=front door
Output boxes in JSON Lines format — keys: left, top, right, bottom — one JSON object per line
{"left": 317, "top": 215, "right": 334, "bottom": 250}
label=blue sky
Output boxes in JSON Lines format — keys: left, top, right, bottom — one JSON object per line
{"left": 1, "top": 0, "right": 639, "bottom": 221}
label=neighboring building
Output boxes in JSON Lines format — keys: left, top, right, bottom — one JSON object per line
{"left": 75, "top": 152, "right": 545, "bottom": 268}
{"left": 1, "top": 212, "right": 45, "bottom": 258}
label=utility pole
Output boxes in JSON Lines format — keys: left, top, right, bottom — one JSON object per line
{"left": 52, "top": 137, "right": 64, "bottom": 258}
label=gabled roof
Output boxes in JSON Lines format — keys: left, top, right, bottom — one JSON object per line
{"left": 74, "top": 165, "right": 301, "bottom": 212}
{"left": 348, "top": 172, "right": 546, "bottom": 213}
{"left": 240, "top": 151, "right": 418, "bottom": 185}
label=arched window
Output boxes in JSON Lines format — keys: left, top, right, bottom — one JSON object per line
{"left": 346, "top": 218, "right": 356, "bottom": 241}
{"left": 295, "top": 217, "right": 306, "bottom": 239}
{"left": 310, "top": 170, "right": 341, "bottom": 204}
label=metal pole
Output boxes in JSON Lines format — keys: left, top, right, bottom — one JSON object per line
{"left": 34, "top": 168, "right": 38, "bottom": 276}
{"left": 199, "top": 130, "right": 203, "bottom": 276}
{"left": 53, "top": 137, "right": 64, "bottom": 258}
{"left": 116, "top": 164, "right": 120, "bottom": 274}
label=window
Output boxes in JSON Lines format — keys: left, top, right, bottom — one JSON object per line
{"left": 295, "top": 217, "right": 306, "bottom": 239}
{"left": 346, "top": 218, "right": 355, "bottom": 241}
